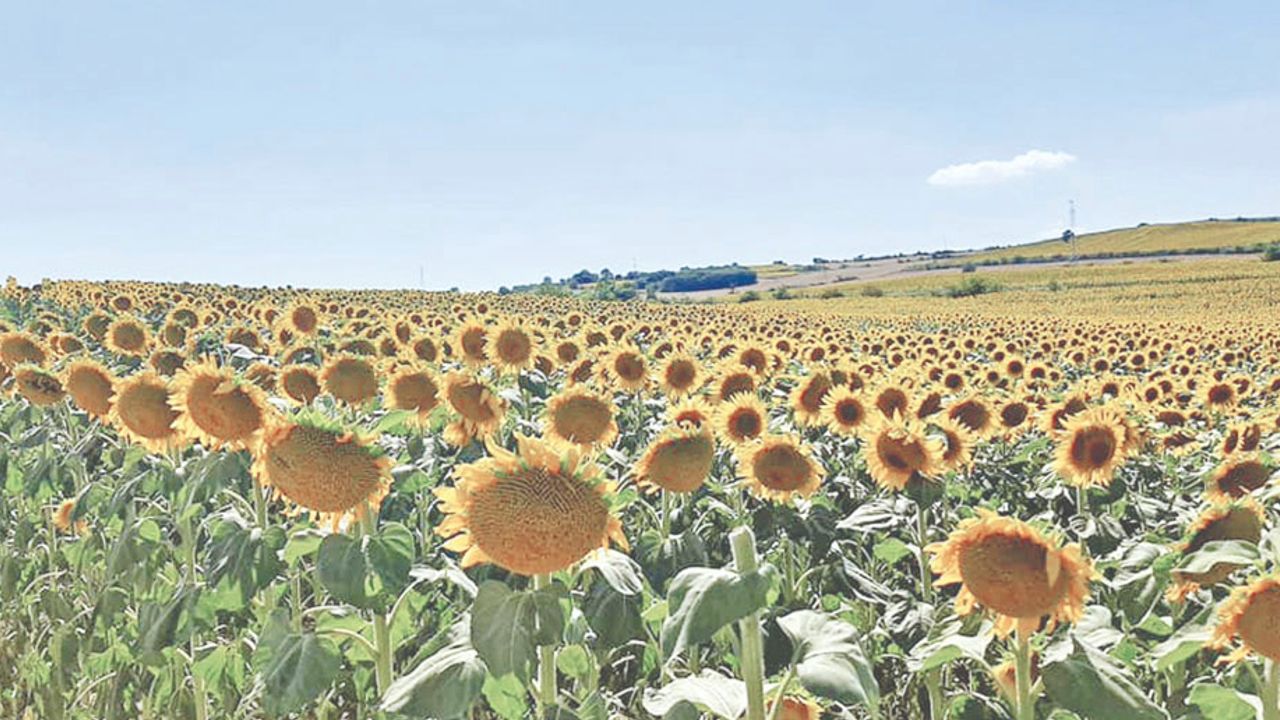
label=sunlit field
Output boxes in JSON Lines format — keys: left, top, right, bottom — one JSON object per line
{"left": 3, "top": 260, "right": 1280, "bottom": 720}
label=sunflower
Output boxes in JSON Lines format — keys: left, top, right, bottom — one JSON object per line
{"left": 926, "top": 510, "right": 1094, "bottom": 638}
{"left": 433, "top": 434, "right": 628, "bottom": 575}
{"left": 286, "top": 302, "right": 321, "bottom": 335}
{"left": 1207, "top": 456, "right": 1274, "bottom": 502}
{"left": 872, "top": 383, "right": 912, "bottom": 420}
{"left": 934, "top": 418, "right": 976, "bottom": 473}
{"left": 171, "top": 362, "right": 270, "bottom": 450}
{"left": 716, "top": 392, "right": 768, "bottom": 445}
{"left": 52, "top": 498, "right": 88, "bottom": 535}
{"left": 714, "top": 369, "right": 757, "bottom": 403}
{"left": 736, "top": 435, "right": 823, "bottom": 502}
{"left": 148, "top": 348, "right": 187, "bottom": 377}
{"left": 0, "top": 331, "right": 48, "bottom": 367}
{"left": 1052, "top": 407, "right": 1128, "bottom": 488}
{"left": 106, "top": 316, "right": 150, "bottom": 357}
{"left": 278, "top": 364, "right": 320, "bottom": 405}
{"left": 946, "top": 395, "right": 996, "bottom": 438}
{"left": 14, "top": 364, "right": 65, "bottom": 406}
{"left": 1221, "top": 422, "right": 1264, "bottom": 458}
{"left": 489, "top": 319, "right": 536, "bottom": 373}
{"left": 386, "top": 365, "right": 441, "bottom": 421}
{"left": 320, "top": 355, "right": 379, "bottom": 406}
{"left": 821, "top": 387, "right": 867, "bottom": 437}
{"left": 544, "top": 388, "right": 618, "bottom": 448}
{"left": 251, "top": 415, "right": 392, "bottom": 531}
{"left": 862, "top": 416, "right": 943, "bottom": 491}
{"left": 442, "top": 371, "right": 506, "bottom": 446}
{"left": 766, "top": 696, "right": 823, "bottom": 720}
{"left": 790, "top": 371, "right": 833, "bottom": 427}
{"left": 635, "top": 425, "right": 716, "bottom": 494}
{"left": 453, "top": 321, "right": 489, "bottom": 367}
{"left": 1167, "top": 499, "right": 1264, "bottom": 603}
{"left": 109, "top": 371, "right": 184, "bottom": 453}
{"left": 604, "top": 345, "right": 649, "bottom": 392}
{"left": 64, "top": 359, "right": 115, "bottom": 419}
{"left": 658, "top": 353, "right": 702, "bottom": 397}
{"left": 1210, "top": 577, "right": 1280, "bottom": 664}
{"left": 668, "top": 396, "right": 714, "bottom": 429}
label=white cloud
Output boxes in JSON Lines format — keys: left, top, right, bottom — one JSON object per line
{"left": 927, "top": 149, "right": 1076, "bottom": 187}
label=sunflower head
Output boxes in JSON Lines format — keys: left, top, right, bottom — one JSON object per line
{"left": 934, "top": 418, "right": 976, "bottom": 473}
{"left": 766, "top": 696, "right": 823, "bottom": 720}
{"left": 107, "top": 316, "right": 150, "bottom": 357}
{"left": 1207, "top": 455, "right": 1275, "bottom": 502}
{"left": 1052, "top": 407, "right": 1128, "bottom": 488}
{"left": 454, "top": 321, "right": 489, "bottom": 367}
{"left": 488, "top": 319, "right": 536, "bottom": 372}
{"left": 251, "top": 414, "right": 392, "bottom": 531}
{"left": 280, "top": 364, "right": 322, "bottom": 405}
{"left": 0, "top": 332, "right": 48, "bottom": 367}
{"left": 636, "top": 425, "right": 716, "bottom": 494}
{"left": 717, "top": 392, "right": 768, "bottom": 445}
{"left": 544, "top": 388, "right": 618, "bottom": 448}
{"left": 172, "top": 362, "right": 270, "bottom": 450}
{"left": 668, "top": 397, "right": 714, "bottom": 429}
{"left": 927, "top": 510, "right": 1094, "bottom": 638}
{"left": 736, "top": 435, "right": 824, "bottom": 503}
{"left": 387, "top": 365, "right": 441, "bottom": 421}
{"left": 442, "top": 371, "right": 506, "bottom": 446}
{"left": 1167, "top": 499, "right": 1265, "bottom": 602}
{"left": 14, "top": 364, "right": 65, "bottom": 406}
{"left": 821, "top": 387, "right": 867, "bottom": 437}
{"left": 659, "top": 353, "right": 702, "bottom": 397}
{"left": 321, "top": 355, "right": 380, "bottom": 406}
{"left": 52, "top": 498, "right": 88, "bottom": 535}
{"left": 790, "top": 371, "right": 833, "bottom": 427}
{"left": 109, "top": 371, "right": 184, "bottom": 454}
{"left": 606, "top": 345, "right": 649, "bottom": 392}
{"left": 434, "top": 434, "right": 627, "bottom": 575}
{"left": 1211, "top": 577, "right": 1280, "bottom": 664}
{"left": 64, "top": 359, "right": 115, "bottom": 419}
{"left": 862, "top": 415, "right": 943, "bottom": 491}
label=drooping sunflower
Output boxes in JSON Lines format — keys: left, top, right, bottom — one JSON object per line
{"left": 320, "top": 355, "right": 380, "bottom": 406}
{"left": 544, "top": 387, "right": 618, "bottom": 448}
{"left": 433, "top": 434, "right": 628, "bottom": 575}
{"left": 1052, "top": 407, "right": 1128, "bottom": 488}
{"left": 453, "top": 321, "right": 489, "bottom": 367}
{"left": 1210, "top": 577, "right": 1280, "bottom": 664}
{"left": 488, "top": 319, "right": 536, "bottom": 373}
{"left": 0, "top": 331, "right": 48, "bottom": 367}
{"left": 1207, "top": 455, "right": 1275, "bottom": 502}
{"left": 251, "top": 415, "right": 392, "bottom": 531}
{"left": 64, "top": 359, "right": 116, "bottom": 419}
{"left": 736, "top": 434, "right": 824, "bottom": 502}
{"left": 280, "top": 364, "right": 322, "bottom": 405}
{"left": 1166, "top": 499, "right": 1264, "bottom": 603}
{"left": 766, "top": 696, "right": 823, "bottom": 720}
{"left": 386, "top": 365, "right": 441, "bottom": 422}
{"left": 171, "top": 362, "right": 270, "bottom": 450}
{"left": 106, "top": 315, "right": 151, "bottom": 357}
{"left": 148, "top": 348, "right": 187, "bottom": 377}
{"left": 52, "top": 498, "right": 88, "bottom": 535}
{"left": 861, "top": 415, "right": 943, "bottom": 491}
{"left": 716, "top": 392, "right": 768, "bottom": 445}
{"left": 934, "top": 417, "right": 976, "bottom": 473}
{"left": 926, "top": 510, "right": 1094, "bottom": 638}
{"left": 109, "top": 371, "right": 184, "bottom": 454}
{"left": 821, "top": 387, "right": 867, "bottom": 437}
{"left": 442, "top": 371, "right": 506, "bottom": 446}
{"left": 635, "top": 425, "right": 716, "bottom": 494}
{"left": 14, "top": 364, "right": 66, "bottom": 406}
{"left": 790, "top": 371, "right": 833, "bottom": 427}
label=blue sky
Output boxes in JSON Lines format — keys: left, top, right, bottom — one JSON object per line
{"left": 3, "top": 2, "right": 1278, "bottom": 290}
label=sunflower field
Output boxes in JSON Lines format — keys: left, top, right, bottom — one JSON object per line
{"left": 2, "top": 271, "right": 1280, "bottom": 720}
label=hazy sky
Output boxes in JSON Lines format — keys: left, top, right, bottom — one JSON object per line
{"left": 4, "top": 2, "right": 1278, "bottom": 290}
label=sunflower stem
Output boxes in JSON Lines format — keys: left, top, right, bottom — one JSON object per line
{"left": 730, "top": 527, "right": 767, "bottom": 720}
{"left": 916, "top": 502, "right": 933, "bottom": 603}
{"left": 534, "top": 573, "right": 558, "bottom": 714}
{"left": 924, "top": 669, "right": 945, "bottom": 720}
{"left": 766, "top": 664, "right": 797, "bottom": 720}
{"left": 1264, "top": 659, "right": 1280, "bottom": 720}
{"left": 253, "top": 474, "right": 269, "bottom": 529}
{"left": 359, "top": 506, "right": 394, "bottom": 698}
{"left": 1013, "top": 630, "right": 1036, "bottom": 720}
{"left": 661, "top": 490, "right": 672, "bottom": 539}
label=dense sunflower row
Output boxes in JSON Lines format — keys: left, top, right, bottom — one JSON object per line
{"left": 3, "top": 274, "right": 1280, "bottom": 720}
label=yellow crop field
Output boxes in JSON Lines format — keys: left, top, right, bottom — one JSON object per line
{"left": 962, "top": 219, "right": 1280, "bottom": 263}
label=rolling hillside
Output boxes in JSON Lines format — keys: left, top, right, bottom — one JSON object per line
{"left": 962, "top": 218, "right": 1280, "bottom": 264}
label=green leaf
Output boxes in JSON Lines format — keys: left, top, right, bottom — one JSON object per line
{"left": 373, "top": 409, "right": 415, "bottom": 434}
{"left": 284, "top": 529, "right": 324, "bottom": 566}
{"left": 1152, "top": 609, "right": 1212, "bottom": 672}
{"left": 872, "top": 537, "right": 912, "bottom": 565}
{"left": 583, "top": 580, "right": 644, "bottom": 649}
{"left": 556, "top": 644, "right": 592, "bottom": 678}
{"left": 1177, "top": 540, "right": 1260, "bottom": 575}
{"left": 660, "top": 563, "right": 777, "bottom": 660}
{"left": 579, "top": 548, "right": 644, "bottom": 595}
{"left": 258, "top": 631, "right": 341, "bottom": 717}
{"left": 641, "top": 671, "right": 747, "bottom": 720}
{"left": 366, "top": 521, "right": 415, "bottom": 596}
{"left": 906, "top": 618, "right": 993, "bottom": 673}
{"left": 1186, "top": 683, "right": 1257, "bottom": 720}
{"left": 1040, "top": 635, "right": 1169, "bottom": 720}
{"left": 316, "top": 533, "right": 372, "bottom": 609}
{"left": 777, "top": 610, "right": 880, "bottom": 710}
{"left": 139, "top": 587, "right": 198, "bottom": 655}
{"left": 482, "top": 673, "right": 529, "bottom": 720}
{"left": 470, "top": 580, "right": 565, "bottom": 682}
{"left": 381, "top": 621, "right": 486, "bottom": 719}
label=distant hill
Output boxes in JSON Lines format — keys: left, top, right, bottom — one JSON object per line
{"left": 961, "top": 217, "right": 1280, "bottom": 264}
